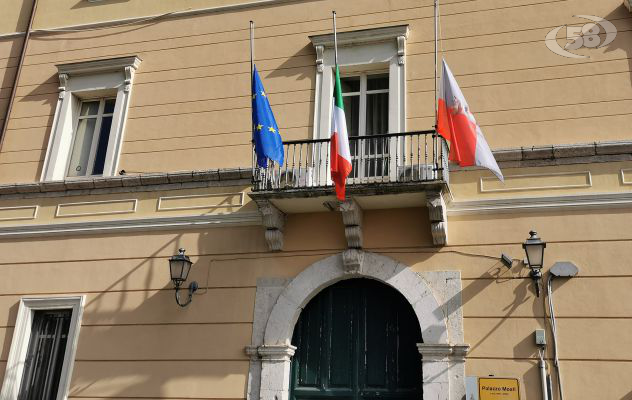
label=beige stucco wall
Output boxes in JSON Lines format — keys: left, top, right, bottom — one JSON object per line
{"left": 0, "top": 0, "right": 631, "bottom": 182}
{"left": 0, "top": 0, "right": 631, "bottom": 399}
{"left": 0, "top": 191, "right": 631, "bottom": 398}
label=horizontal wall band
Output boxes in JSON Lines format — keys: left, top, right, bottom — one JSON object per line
{"left": 12, "top": 4, "right": 588, "bottom": 70}
{"left": 73, "top": 359, "right": 248, "bottom": 362}
{"left": 0, "top": 0, "right": 305, "bottom": 39}
{"left": 466, "top": 356, "right": 632, "bottom": 363}
{"left": 0, "top": 286, "right": 259, "bottom": 297}
{"left": 448, "top": 191, "right": 632, "bottom": 215}
{"left": 0, "top": 212, "right": 262, "bottom": 238}
{"left": 0, "top": 0, "right": 562, "bottom": 41}
{"left": 68, "top": 397, "right": 244, "bottom": 400}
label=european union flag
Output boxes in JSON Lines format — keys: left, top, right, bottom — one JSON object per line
{"left": 252, "top": 66, "right": 284, "bottom": 168}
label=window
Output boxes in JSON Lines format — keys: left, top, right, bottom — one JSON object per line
{"left": 309, "top": 25, "right": 408, "bottom": 141}
{"left": 0, "top": 297, "right": 84, "bottom": 400}
{"left": 41, "top": 56, "right": 141, "bottom": 181}
{"left": 18, "top": 310, "right": 72, "bottom": 400}
{"left": 341, "top": 73, "right": 389, "bottom": 178}
{"left": 309, "top": 26, "right": 408, "bottom": 184}
{"left": 67, "top": 98, "right": 116, "bottom": 177}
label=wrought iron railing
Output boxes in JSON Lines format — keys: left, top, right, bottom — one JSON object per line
{"left": 252, "top": 130, "right": 448, "bottom": 192}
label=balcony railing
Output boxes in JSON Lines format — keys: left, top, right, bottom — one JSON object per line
{"left": 252, "top": 130, "right": 449, "bottom": 192}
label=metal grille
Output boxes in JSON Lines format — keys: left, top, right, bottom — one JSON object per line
{"left": 18, "top": 310, "right": 72, "bottom": 400}
{"left": 252, "top": 130, "right": 448, "bottom": 191}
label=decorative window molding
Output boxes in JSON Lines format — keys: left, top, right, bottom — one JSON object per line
{"left": 41, "top": 56, "right": 141, "bottom": 182}
{"left": 309, "top": 25, "right": 409, "bottom": 140}
{"left": 0, "top": 296, "right": 85, "bottom": 400}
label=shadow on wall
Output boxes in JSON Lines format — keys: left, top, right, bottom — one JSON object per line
{"left": 262, "top": 44, "right": 316, "bottom": 139}
{"left": 0, "top": 228, "right": 252, "bottom": 399}
{"left": 71, "top": 0, "right": 130, "bottom": 9}
{"left": 66, "top": 229, "right": 249, "bottom": 399}
{"left": 602, "top": 5, "right": 632, "bottom": 84}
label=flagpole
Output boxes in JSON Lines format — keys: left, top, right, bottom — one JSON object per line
{"left": 433, "top": 0, "right": 439, "bottom": 173}
{"left": 250, "top": 20, "right": 255, "bottom": 183}
{"left": 332, "top": 11, "right": 338, "bottom": 67}
{"left": 250, "top": 21, "right": 254, "bottom": 83}
{"left": 434, "top": 0, "right": 439, "bottom": 123}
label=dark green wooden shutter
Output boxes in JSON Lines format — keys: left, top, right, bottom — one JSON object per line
{"left": 290, "top": 279, "right": 423, "bottom": 400}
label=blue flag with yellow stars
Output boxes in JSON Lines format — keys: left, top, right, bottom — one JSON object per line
{"left": 252, "top": 66, "right": 284, "bottom": 168}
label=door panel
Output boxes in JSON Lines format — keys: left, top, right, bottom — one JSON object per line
{"left": 290, "top": 279, "right": 423, "bottom": 400}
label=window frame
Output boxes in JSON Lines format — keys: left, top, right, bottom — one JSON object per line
{"left": 309, "top": 25, "right": 408, "bottom": 141}
{"left": 0, "top": 296, "right": 85, "bottom": 400}
{"left": 41, "top": 56, "right": 141, "bottom": 182}
{"left": 309, "top": 27, "right": 408, "bottom": 185}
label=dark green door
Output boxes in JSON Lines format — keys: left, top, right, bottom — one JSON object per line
{"left": 290, "top": 279, "right": 423, "bottom": 400}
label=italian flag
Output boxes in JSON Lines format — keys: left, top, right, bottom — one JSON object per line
{"left": 330, "top": 66, "right": 352, "bottom": 200}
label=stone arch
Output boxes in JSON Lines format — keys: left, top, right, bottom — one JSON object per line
{"left": 247, "top": 251, "right": 469, "bottom": 400}
{"left": 263, "top": 251, "right": 448, "bottom": 346}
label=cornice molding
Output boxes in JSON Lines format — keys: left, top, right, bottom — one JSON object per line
{"left": 0, "top": 168, "right": 252, "bottom": 199}
{"left": 493, "top": 140, "right": 632, "bottom": 168}
{"left": 25, "top": 0, "right": 307, "bottom": 36}
{"left": 57, "top": 56, "right": 142, "bottom": 76}
{"left": 449, "top": 140, "right": 632, "bottom": 172}
{"left": 448, "top": 192, "right": 632, "bottom": 215}
{"left": 309, "top": 25, "right": 409, "bottom": 48}
{"left": 0, "top": 212, "right": 262, "bottom": 238}
{"left": 0, "top": 31, "right": 25, "bottom": 39}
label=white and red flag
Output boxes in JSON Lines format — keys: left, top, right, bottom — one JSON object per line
{"left": 437, "top": 59, "right": 503, "bottom": 181}
{"left": 330, "top": 65, "right": 352, "bottom": 200}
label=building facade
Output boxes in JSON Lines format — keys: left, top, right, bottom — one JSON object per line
{"left": 0, "top": 0, "right": 631, "bottom": 399}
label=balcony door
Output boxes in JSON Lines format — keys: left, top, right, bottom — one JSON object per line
{"left": 289, "top": 279, "right": 423, "bottom": 400}
{"left": 341, "top": 74, "right": 392, "bottom": 182}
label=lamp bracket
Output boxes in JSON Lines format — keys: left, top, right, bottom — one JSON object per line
{"left": 174, "top": 281, "right": 198, "bottom": 307}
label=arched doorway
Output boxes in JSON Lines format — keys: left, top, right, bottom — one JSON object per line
{"left": 289, "top": 278, "right": 423, "bottom": 399}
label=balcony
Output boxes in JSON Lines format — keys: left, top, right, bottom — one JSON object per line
{"left": 249, "top": 131, "right": 451, "bottom": 250}
{"left": 252, "top": 130, "right": 448, "bottom": 194}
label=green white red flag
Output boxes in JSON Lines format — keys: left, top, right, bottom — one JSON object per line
{"left": 330, "top": 66, "right": 352, "bottom": 200}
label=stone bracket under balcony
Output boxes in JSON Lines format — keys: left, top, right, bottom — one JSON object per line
{"left": 248, "top": 182, "right": 450, "bottom": 250}
{"left": 249, "top": 131, "right": 450, "bottom": 250}
{"left": 252, "top": 198, "right": 286, "bottom": 252}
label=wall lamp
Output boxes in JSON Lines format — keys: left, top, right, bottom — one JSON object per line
{"left": 169, "top": 248, "right": 198, "bottom": 307}
{"left": 522, "top": 230, "right": 546, "bottom": 297}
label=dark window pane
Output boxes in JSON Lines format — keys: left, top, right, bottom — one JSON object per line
{"left": 340, "top": 76, "right": 360, "bottom": 93}
{"left": 342, "top": 95, "right": 360, "bottom": 138}
{"left": 367, "top": 74, "right": 389, "bottom": 91}
{"left": 92, "top": 116, "right": 113, "bottom": 175}
{"left": 19, "top": 310, "right": 72, "bottom": 400}
{"left": 365, "top": 92, "right": 388, "bottom": 136}
{"left": 103, "top": 99, "right": 116, "bottom": 114}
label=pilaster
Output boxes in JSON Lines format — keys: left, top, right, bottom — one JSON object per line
{"left": 417, "top": 343, "right": 470, "bottom": 400}
{"left": 249, "top": 344, "right": 297, "bottom": 400}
